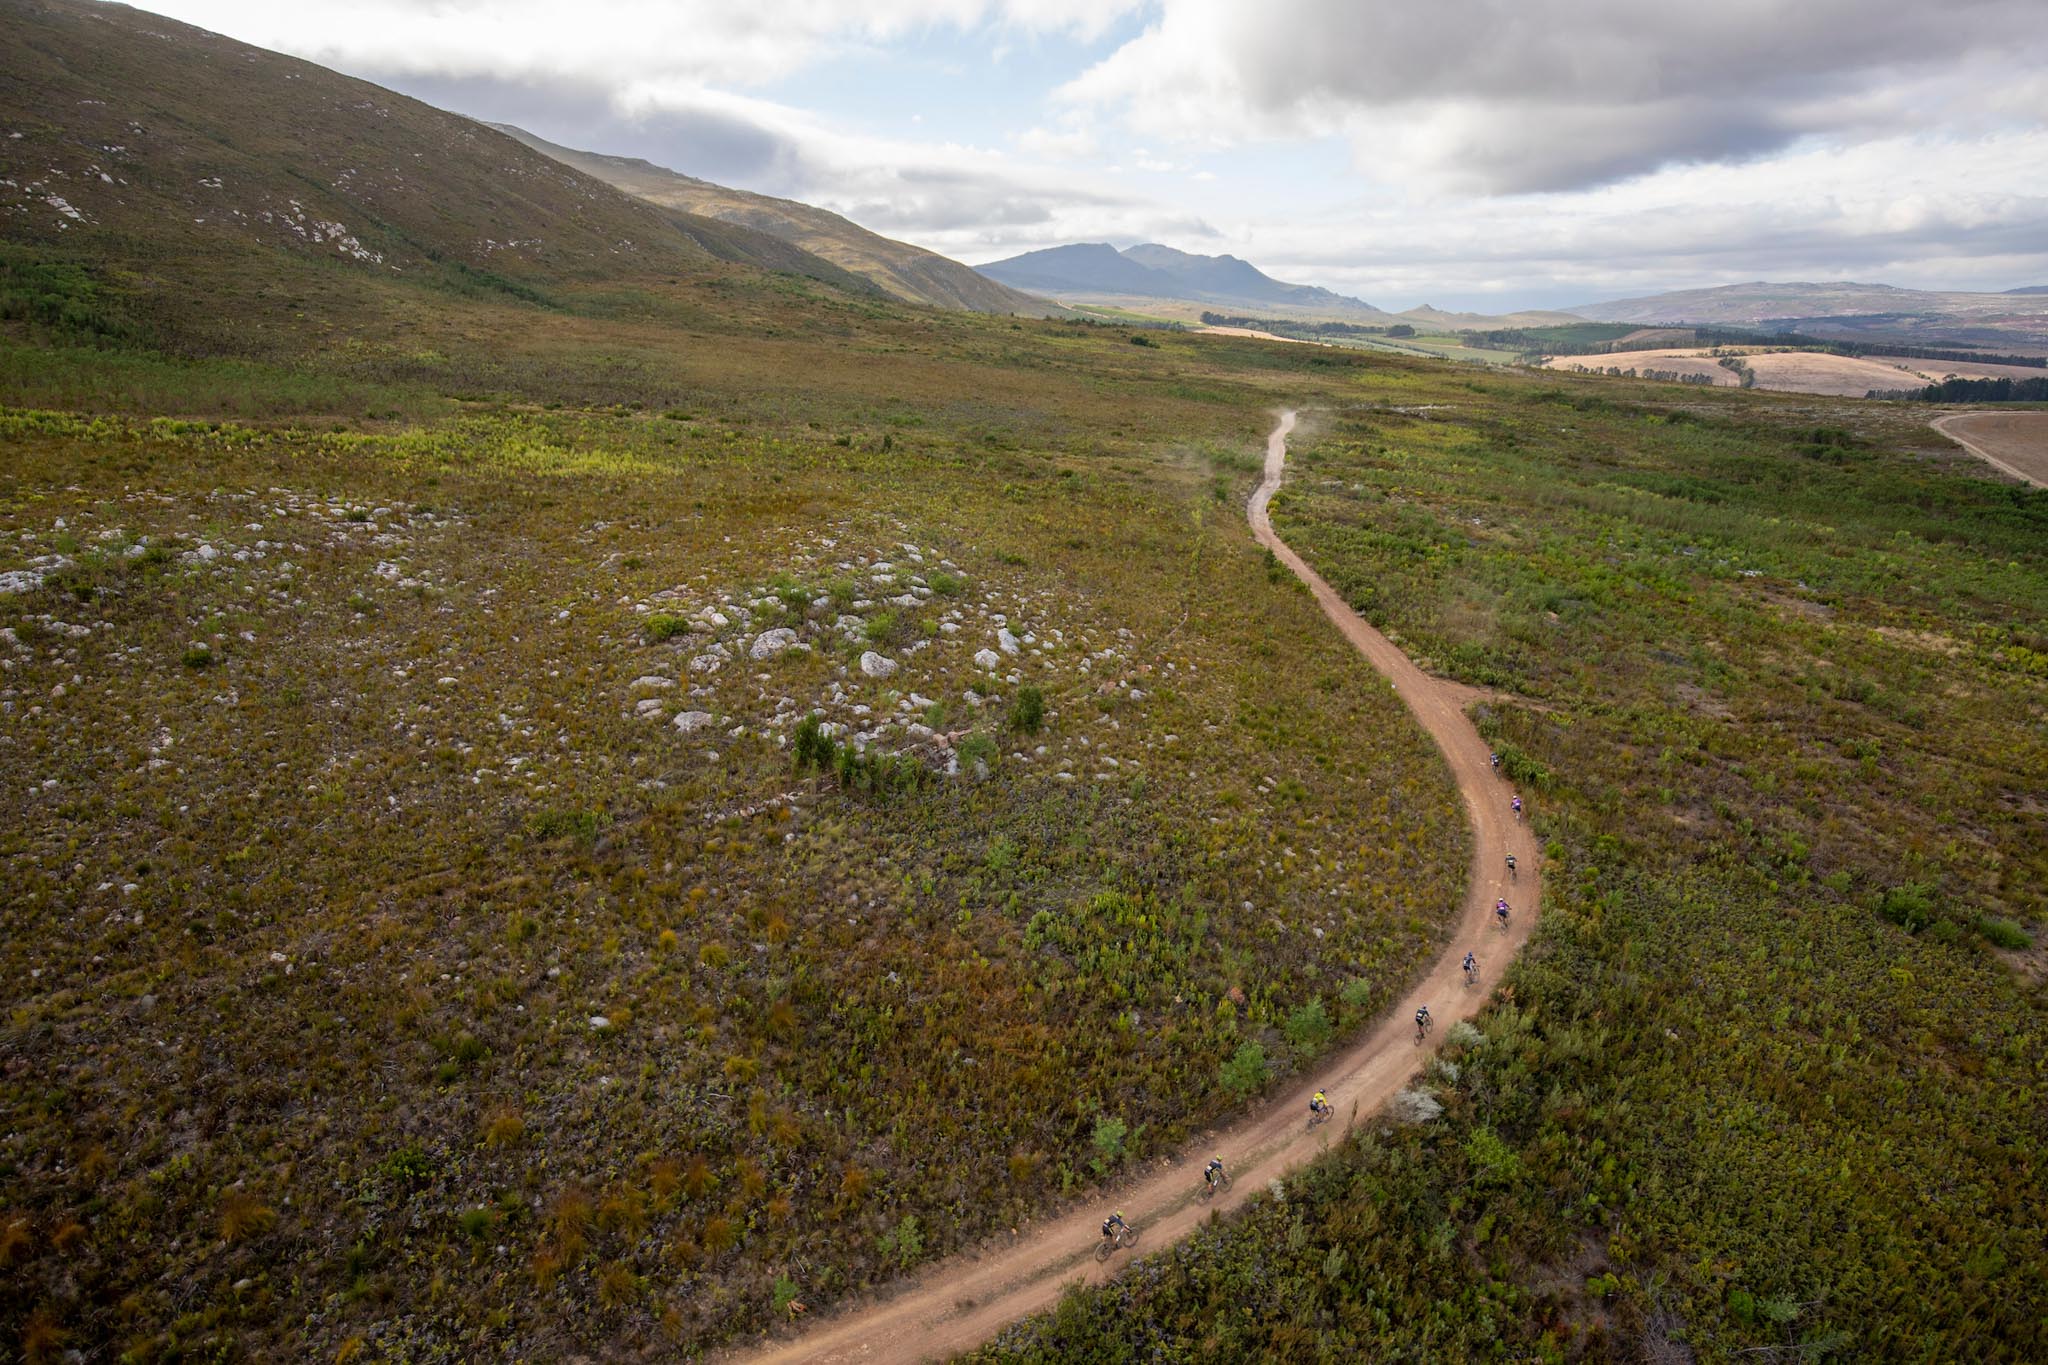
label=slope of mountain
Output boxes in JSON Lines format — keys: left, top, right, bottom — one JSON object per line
{"left": 978, "top": 241, "right": 1392, "bottom": 320}
{"left": 0, "top": 0, "right": 876, "bottom": 346}
{"left": 1571, "top": 281, "right": 2048, "bottom": 348}
{"left": 1121, "top": 243, "right": 1380, "bottom": 314}
{"left": 977, "top": 242, "right": 1183, "bottom": 297}
{"left": 491, "top": 124, "right": 1057, "bottom": 316}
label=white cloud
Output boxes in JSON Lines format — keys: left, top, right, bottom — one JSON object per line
{"left": 144, "top": 1, "right": 1144, "bottom": 88}
{"left": 1017, "top": 125, "right": 1099, "bottom": 159}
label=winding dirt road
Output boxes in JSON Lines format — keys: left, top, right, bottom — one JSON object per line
{"left": 730, "top": 410, "right": 1542, "bottom": 1363}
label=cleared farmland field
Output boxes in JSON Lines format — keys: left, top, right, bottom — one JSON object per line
{"left": 1933, "top": 410, "right": 2048, "bottom": 487}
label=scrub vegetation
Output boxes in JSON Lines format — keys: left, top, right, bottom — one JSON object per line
{"left": 981, "top": 383, "right": 2047, "bottom": 1362}
{"left": 3, "top": 3, "right": 2044, "bottom": 1358}
{"left": 0, "top": 247, "right": 1478, "bottom": 1362}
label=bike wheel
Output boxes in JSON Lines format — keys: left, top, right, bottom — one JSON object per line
{"left": 1095, "top": 1238, "right": 1113, "bottom": 1263}
{"left": 1121, "top": 1226, "right": 1140, "bottom": 1250}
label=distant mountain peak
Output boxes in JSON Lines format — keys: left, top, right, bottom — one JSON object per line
{"left": 977, "top": 242, "right": 1385, "bottom": 318}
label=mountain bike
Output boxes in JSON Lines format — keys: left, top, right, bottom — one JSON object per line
{"left": 1095, "top": 1222, "right": 1139, "bottom": 1261}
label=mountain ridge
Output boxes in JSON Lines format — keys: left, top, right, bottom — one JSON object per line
{"left": 0, "top": 0, "right": 884, "bottom": 352}
{"left": 491, "top": 124, "right": 1061, "bottom": 316}
{"left": 977, "top": 242, "right": 1392, "bottom": 319}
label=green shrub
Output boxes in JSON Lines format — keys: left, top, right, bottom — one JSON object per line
{"left": 1218, "top": 1041, "right": 1269, "bottom": 1097}
{"left": 1285, "top": 997, "right": 1333, "bottom": 1054}
{"left": 792, "top": 713, "right": 836, "bottom": 771}
{"left": 1975, "top": 916, "right": 2032, "bottom": 950}
{"left": 645, "top": 613, "right": 690, "bottom": 641}
{"left": 877, "top": 1213, "right": 925, "bottom": 1269}
{"left": 958, "top": 733, "right": 997, "bottom": 770}
{"left": 381, "top": 1144, "right": 435, "bottom": 1184}
{"left": 1877, "top": 881, "right": 1939, "bottom": 933}
{"left": 1097, "top": 1113, "right": 1130, "bottom": 1170}
{"left": 1009, "top": 685, "right": 1044, "bottom": 734}
{"left": 528, "top": 808, "right": 604, "bottom": 843}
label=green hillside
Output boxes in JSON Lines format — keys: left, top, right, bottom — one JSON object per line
{"left": 0, "top": 0, "right": 877, "bottom": 355}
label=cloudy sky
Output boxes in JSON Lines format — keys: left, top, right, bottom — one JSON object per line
{"left": 136, "top": 0, "right": 2048, "bottom": 311}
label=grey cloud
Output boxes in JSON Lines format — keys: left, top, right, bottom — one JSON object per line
{"left": 1269, "top": 193, "right": 2048, "bottom": 310}
{"left": 1084, "top": 0, "right": 2048, "bottom": 193}
{"left": 344, "top": 66, "right": 1166, "bottom": 260}
{"left": 361, "top": 70, "right": 809, "bottom": 189}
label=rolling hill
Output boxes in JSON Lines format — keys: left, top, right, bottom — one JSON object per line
{"left": 491, "top": 124, "right": 1060, "bottom": 316}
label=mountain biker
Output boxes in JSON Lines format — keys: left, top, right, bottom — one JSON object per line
{"left": 1102, "top": 1210, "right": 1128, "bottom": 1239}
{"left": 1205, "top": 1157, "right": 1226, "bottom": 1188}
{"left": 1496, "top": 898, "right": 1511, "bottom": 928}
{"left": 1309, "top": 1089, "right": 1329, "bottom": 1116}
{"left": 1463, "top": 950, "right": 1477, "bottom": 976}
{"left": 1505, "top": 852, "right": 1517, "bottom": 878}
{"left": 1512, "top": 794, "right": 1523, "bottom": 820}
{"left": 1489, "top": 751, "right": 1500, "bottom": 774}
{"left": 1415, "top": 1004, "right": 1432, "bottom": 1030}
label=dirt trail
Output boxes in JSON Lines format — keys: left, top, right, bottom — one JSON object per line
{"left": 730, "top": 410, "right": 1542, "bottom": 1364}
{"left": 1931, "top": 411, "right": 2048, "bottom": 489}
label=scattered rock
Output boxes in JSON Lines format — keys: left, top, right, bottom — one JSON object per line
{"left": 859, "top": 651, "right": 898, "bottom": 679}
{"left": 998, "top": 628, "right": 1021, "bottom": 655}
{"left": 629, "top": 675, "right": 674, "bottom": 690}
{"left": 673, "top": 710, "right": 716, "bottom": 733}
{"left": 633, "top": 698, "right": 666, "bottom": 718}
{"left": 974, "top": 648, "right": 1001, "bottom": 670}
{"left": 588, "top": 1015, "right": 611, "bottom": 1030}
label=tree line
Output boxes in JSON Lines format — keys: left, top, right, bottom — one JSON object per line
{"left": 1867, "top": 376, "right": 2048, "bottom": 402}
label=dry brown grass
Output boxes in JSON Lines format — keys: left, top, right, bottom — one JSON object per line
{"left": 1936, "top": 411, "right": 2048, "bottom": 486}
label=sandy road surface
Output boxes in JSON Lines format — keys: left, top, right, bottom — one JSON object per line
{"left": 1932, "top": 411, "right": 2048, "bottom": 489}
{"left": 729, "top": 410, "right": 1542, "bottom": 1364}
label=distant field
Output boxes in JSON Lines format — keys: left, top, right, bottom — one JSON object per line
{"left": 1544, "top": 346, "right": 2044, "bottom": 397}
{"left": 1741, "top": 350, "right": 1936, "bottom": 396}
{"left": 1934, "top": 410, "right": 2048, "bottom": 487}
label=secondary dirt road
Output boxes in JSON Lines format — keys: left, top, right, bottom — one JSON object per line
{"left": 1932, "top": 411, "right": 2048, "bottom": 489}
{"left": 731, "top": 410, "right": 1542, "bottom": 1363}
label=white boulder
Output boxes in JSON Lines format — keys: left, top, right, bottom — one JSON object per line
{"left": 749, "top": 628, "right": 797, "bottom": 659}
